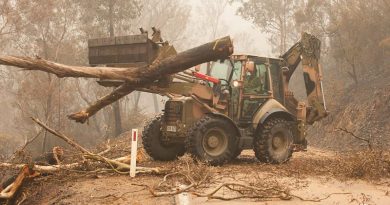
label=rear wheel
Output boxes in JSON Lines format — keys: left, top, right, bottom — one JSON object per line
{"left": 186, "top": 115, "right": 239, "bottom": 165}
{"left": 253, "top": 118, "right": 293, "bottom": 164}
{"left": 142, "top": 115, "right": 185, "bottom": 161}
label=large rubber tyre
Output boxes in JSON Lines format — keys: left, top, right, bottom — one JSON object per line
{"left": 254, "top": 118, "right": 293, "bottom": 164}
{"left": 186, "top": 115, "right": 239, "bottom": 165}
{"left": 142, "top": 115, "right": 185, "bottom": 161}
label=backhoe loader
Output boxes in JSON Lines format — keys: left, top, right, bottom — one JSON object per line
{"left": 89, "top": 29, "right": 328, "bottom": 165}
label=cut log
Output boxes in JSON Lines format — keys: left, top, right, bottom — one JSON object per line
{"left": 0, "top": 36, "right": 232, "bottom": 83}
{"left": 0, "top": 165, "right": 39, "bottom": 199}
{"left": 0, "top": 36, "right": 233, "bottom": 123}
{"left": 0, "top": 162, "right": 163, "bottom": 175}
{"left": 0, "top": 162, "right": 80, "bottom": 173}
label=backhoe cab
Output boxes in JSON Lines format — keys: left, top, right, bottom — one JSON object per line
{"left": 89, "top": 30, "right": 328, "bottom": 165}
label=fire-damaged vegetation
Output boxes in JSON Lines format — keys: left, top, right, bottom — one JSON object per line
{"left": 271, "top": 150, "right": 390, "bottom": 180}
{"left": 309, "top": 77, "right": 390, "bottom": 151}
{"left": 0, "top": 0, "right": 389, "bottom": 204}
{"left": 1, "top": 128, "right": 389, "bottom": 204}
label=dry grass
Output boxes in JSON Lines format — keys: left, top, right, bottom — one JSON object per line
{"left": 253, "top": 150, "right": 390, "bottom": 180}
{"left": 4, "top": 147, "right": 389, "bottom": 204}
{"left": 337, "top": 150, "right": 390, "bottom": 179}
{"left": 3, "top": 131, "right": 390, "bottom": 204}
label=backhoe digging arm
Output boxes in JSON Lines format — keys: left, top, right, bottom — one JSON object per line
{"left": 281, "top": 32, "right": 328, "bottom": 125}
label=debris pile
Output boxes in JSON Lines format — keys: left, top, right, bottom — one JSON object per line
{"left": 0, "top": 118, "right": 163, "bottom": 203}
{"left": 1, "top": 119, "right": 388, "bottom": 204}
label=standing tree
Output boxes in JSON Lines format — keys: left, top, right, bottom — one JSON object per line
{"left": 79, "top": 0, "right": 141, "bottom": 38}
{"left": 326, "top": 0, "right": 389, "bottom": 85}
{"left": 127, "top": 0, "right": 191, "bottom": 113}
{"left": 204, "top": 0, "right": 229, "bottom": 40}
{"left": 79, "top": 0, "right": 142, "bottom": 137}
{"left": 194, "top": 0, "right": 229, "bottom": 43}
{"left": 134, "top": 0, "right": 190, "bottom": 45}
{"left": 2, "top": 0, "right": 83, "bottom": 153}
{"left": 236, "top": 0, "right": 300, "bottom": 54}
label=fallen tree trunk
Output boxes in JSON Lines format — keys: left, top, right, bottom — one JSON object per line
{"left": 0, "top": 36, "right": 233, "bottom": 123}
{"left": 0, "top": 163, "right": 80, "bottom": 173}
{"left": 0, "top": 36, "right": 232, "bottom": 82}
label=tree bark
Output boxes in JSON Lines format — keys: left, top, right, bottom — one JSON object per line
{"left": 68, "top": 84, "right": 135, "bottom": 123}
{"left": 112, "top": 102, "right": 123, "bottom": 136}
{"left": 107, "top": 0, "right": 123, "bottom": 137}
{"left": 0, "top": 36, "right": 233, "bottom": 123}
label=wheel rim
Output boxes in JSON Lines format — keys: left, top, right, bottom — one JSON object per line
{"left": 271, "top": 131, "right": 288, "bottom": 153}
{"left": 202, "top": 128, "right": 228, "bottom": 157}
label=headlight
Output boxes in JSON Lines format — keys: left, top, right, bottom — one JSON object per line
{"left": 232, "top": 80, "right": 242, "bottom": 88}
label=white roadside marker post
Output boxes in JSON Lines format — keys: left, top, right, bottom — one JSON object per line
{"left": 130, "top": 129, "right": 138, "bottom": 178}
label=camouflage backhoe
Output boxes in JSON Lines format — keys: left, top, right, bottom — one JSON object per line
{"left": 89, "top": 29, "right": 328, "bottom": 165}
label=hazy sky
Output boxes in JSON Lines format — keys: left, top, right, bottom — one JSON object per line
{"left": 188, "top": 0, "right": 273, "bottom": 56}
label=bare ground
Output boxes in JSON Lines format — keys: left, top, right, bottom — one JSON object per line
{"left": 16, "top": 147, "right": 390, "bottom": 205}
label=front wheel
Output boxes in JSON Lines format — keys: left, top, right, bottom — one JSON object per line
{"left": 253, "top": 118, "right": 293, "bottom": 164}
{"left": 186, "top": 115, "right": 239, "bottom": 165}
{"left": 142, "top": 115, "right": 185, "bottom": 161}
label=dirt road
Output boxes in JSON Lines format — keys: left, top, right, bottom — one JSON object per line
{"left": 24, "top": 148, "right": 390, "bottom": 205}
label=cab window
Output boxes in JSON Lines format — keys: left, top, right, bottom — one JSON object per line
{"left": 195, "top": 60, "right": 233, "bottom": 87}
{"left": 243, "top": 63, "right": 269, "bottom": 95}
{"left": 198, "top": 62, "right": 209, "bottom": 74}
{"left": 270, "top": 63, "right": 283, "bottom": 102}
{"left": 231, "top": 61, "right": 242, "bottom": 119}
{"left": 209, "top": 60, "right": 232, "bottom": 81}
{"left": 231, "top": 61, "right": 242, "bottom": 81}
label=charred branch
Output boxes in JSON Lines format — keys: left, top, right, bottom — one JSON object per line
{"left": 29, "top": 117, "right": 165, "bottom": 174}
{"left": 335, "top": 127, "right": 373, "bottom": 150}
